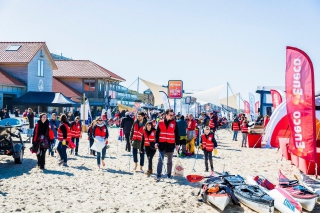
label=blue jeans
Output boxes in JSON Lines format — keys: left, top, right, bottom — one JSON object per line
{"left": 89, "top": 138, "right": 95, "bottom": 155}
{"left": 72, "top": 137, "right": 80, "bottom": 154}
{"left": 133, "top": 148, "right": 144, "bottom": 166}
{"left": 156, "top": 151, "right": 173, "bottom": 178}
{"left": 233, "top": 131, "right": 238, "bottom": 140}
{"left": 97, "top": 146, "right": 107, "bottom": 165}
{"left": 48, "top": 140, "right": 55, "bottom": 156}
{"left": 57, "top": 142, "right": 67, "bottom": 163}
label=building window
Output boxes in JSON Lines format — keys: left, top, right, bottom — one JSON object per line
{"left": 38, "top": 60, "right": 44, "bottom": 77}
{"left": 84, "top": 81, "right": 96, "bottom": 91}
{"left": 6, "top": 45, "right": 21, "bottom": 51}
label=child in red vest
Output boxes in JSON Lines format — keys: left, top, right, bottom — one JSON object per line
{"left": 200, "top": 126, "right": 217, "bottom": 172}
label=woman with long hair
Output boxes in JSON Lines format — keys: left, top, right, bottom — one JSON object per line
{"left": 140, "top": 121, "right": 157, "bottom": 177}
{"left": 32, "top": 113, "right": 51, "bottom": 170}
{"left": 57, "top": 114, "right": 71, "bottom": 166}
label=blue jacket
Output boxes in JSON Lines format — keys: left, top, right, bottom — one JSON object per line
{"left": 49, "top": 119, "right": 60, "bottom": 138}
{"left": 176, "top": 119, "right": 187, "bottom": 137}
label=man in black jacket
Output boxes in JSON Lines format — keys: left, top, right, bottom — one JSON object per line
{"left": 121, "top": 112, "right": 134, "bottom": 152}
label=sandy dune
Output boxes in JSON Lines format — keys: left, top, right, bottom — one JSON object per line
{"left": 0, "top": 128, "right": 319, "bottom": 213}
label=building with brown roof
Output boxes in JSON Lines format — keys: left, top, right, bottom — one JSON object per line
{"left": 53, "top": 60, "right": 127, "bottom": 116}
{"left": 0, "top": 42, "right": 57, "bottom": 110}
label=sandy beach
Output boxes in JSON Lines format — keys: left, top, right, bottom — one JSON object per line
{"left": 1, "top": 128, "right": 319, "bottom": 213}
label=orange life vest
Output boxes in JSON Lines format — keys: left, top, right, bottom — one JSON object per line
{"left": 71, "top": 122, "right": 81, "bottom": 138}
{"left": 209, "top": 118, "right": 215, "bottom": 129}
{"left": 57, "top": 123, "right": 71, "bottom": 142}
{"left": 241, "top": 123, "right": 248, "bottom": 133}
{"left": 201, "top": 133, "right": 215, "bottom": 152}
{"left": 158, "top": 120, "right": 176, "bottom": 144}
{"left": 94, "top": 125, "right": 108, "bottom": 138}
{"left": 132, "top": 122, "right": 144, "bottom": 141}
{"left": 232, "top": 122, "right": 240, "bottom": 131}
{"left": 144, "top": 130, "right": 156, "bottom": 146}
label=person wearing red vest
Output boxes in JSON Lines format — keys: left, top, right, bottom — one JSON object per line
{"left": 70, "top": 116, "right": 82, "bottom": 156}
{"left": 241, "top": 119, "right": 249, "bottom": 147}
{"left": 155, "top": 109, "right": 179, "bottom": 181}
{"left": 93, "top": 117, "right": 109, "bottom": 169}
{"left": 140, "top": 121, "right": 157, "bottom": 177}
{"left": 209, "top": 112, "right": 218, "bottom": 132}
{"left": 231, "top": 117, "right": 240, "bottom": 141}
{"left": 57, "top": 114, "right": 71, "bottom": 167}
{"left": 200, "top": 126, "right": 217, "bottom": 172}
{"left": 130, "top": 112, "right": 146, "bottom": 172}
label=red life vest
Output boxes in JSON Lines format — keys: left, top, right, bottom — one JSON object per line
{"left": 232, "top": 122, "right": 240, "bottom": 131}
{"left": 201, "top": 133, "right": 215, "bottom": 152}
{"left": 94, "top": 125, "right": 107, "bottom": 138}
{"left": 158, "top": 120, "right": 176, "bottom": 144}
{"left": 57, "top": 123, "right": 71, "bottom": 142}
{"left": 144, "top": 130, "right": 156, "bottom": 146}
{"left": 209, "top": 118, "right": 215, "bottom": 129}
{"left": 132, "top": 123, "right": 144, "bottom": 141}
{"left": 241, "top": 123, "right": 248, "bottom": 133}
{"left": 71, "top": 122, "right": 81, "bottom": 138}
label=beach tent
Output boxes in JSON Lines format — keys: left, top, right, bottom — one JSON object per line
{"left": 263, "top": 100, "right": 320, "bottom": 148}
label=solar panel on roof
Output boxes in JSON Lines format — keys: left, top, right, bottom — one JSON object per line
{"left": 6, "top": 45, "right": 21, "bottom": 51}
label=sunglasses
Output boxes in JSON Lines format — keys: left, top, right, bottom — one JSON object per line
{"left": 98, "top": 120, "right": 102, "bottom": 121}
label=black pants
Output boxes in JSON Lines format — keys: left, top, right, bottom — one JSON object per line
{"left": 72, "top": 137, "right": 80, "bottom": 154}
{"left": 37, "top": 148, "right": 47, "bottom": 169}
{"left": 145, "top": 146, "right": 156, "bottom": 171}
{"left": 203, "top": 150, "right": 213, "bottom": 171}
{"left": 125, "top": 133, "right": 131, "bottom": 152}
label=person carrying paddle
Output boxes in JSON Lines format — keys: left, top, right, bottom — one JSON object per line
{"left": 199, "top": 126, "right": 217, "bottom": 172}
{"left": 130, "top": 112, "right": 146, "bottom": 172}
{"left": 140, "top": 121, "right": 157, "bottom": 177}
{"left": 154, "top": 109, "right": 179, "bottom": 181}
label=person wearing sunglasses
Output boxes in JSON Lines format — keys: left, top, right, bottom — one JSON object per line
{"left": 130, "top": 112, "right": 146, "bottom": 172}
{"left": 93, "top": 117, "right": 109, "bottom": 169}
{"left": 155, "top": 109, "right": 179, "bottom": 181}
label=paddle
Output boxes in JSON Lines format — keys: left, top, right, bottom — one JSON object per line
{"left": 186, "top": 174, "right": 212, "bottom": 183}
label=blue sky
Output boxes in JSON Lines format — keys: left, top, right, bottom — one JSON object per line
{"left": 0, "top": 0, "right": 319, "bottom": 104}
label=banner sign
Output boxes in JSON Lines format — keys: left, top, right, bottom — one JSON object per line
{"left": 248, "top": 93, "right": 255, "bottom": 119}
{"left": 270, "top": 89, "right": 283, "bottom": 109}
{"left": 244, "top": 100, "right": 250, "bottom": 114}
{"left": 168, "top": 80, "right": 183, "bottom": 99}
{"left": 286, "top": 46, "right": 316, "bottom": 162}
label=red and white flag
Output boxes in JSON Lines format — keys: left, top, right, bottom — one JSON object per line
{"left": 286, "top": 46, "right": 316, "bottom": 162}
{"left": 255, "top": 101, "right": 260, "bottom": 113}
{"left": 270, "top": 89, "right": 283, "bottom": 109}
{"left": 244, "top": 100, "right": 250, "bottom": 114}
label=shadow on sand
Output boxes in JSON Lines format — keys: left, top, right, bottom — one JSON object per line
{"left": 71, "top": 165, "right": 92, "bottom": 171}
{"left": 104, "top": 168, "right": 133, "bottom": 175}
{"left": 0, "top": 158, "right": 37, "bottom": 179}
{"left": 43, "top": 169, "right": 74, "bottom": 176}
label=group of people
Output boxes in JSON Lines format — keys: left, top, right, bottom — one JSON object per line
{"left": 231, "top": 113, "right": 263, "bottom": 147}
{"left": 119, "top": 109, "right": 219, "bottom": 180}
{"left": 30, "top": 112, "right": 109, "bottom": 170}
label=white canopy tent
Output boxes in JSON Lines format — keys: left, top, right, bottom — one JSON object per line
{"left": 141, "top": 79, "right": 240, "bottom": 111}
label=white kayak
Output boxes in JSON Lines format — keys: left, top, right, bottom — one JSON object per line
{"left": 279, "top": 170, "right": 318, "bottom": 211}
{"left": 247, "top": 175, "right": 302, "bottom": 213}
{"left": 300, "top": 172, "right": 320, "bottom": 199}
{"left": 233, "top": 184, "right": 274, "bottom": 213}
{"left": 207, "top": 193, "right": 231, "bottom": 211}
